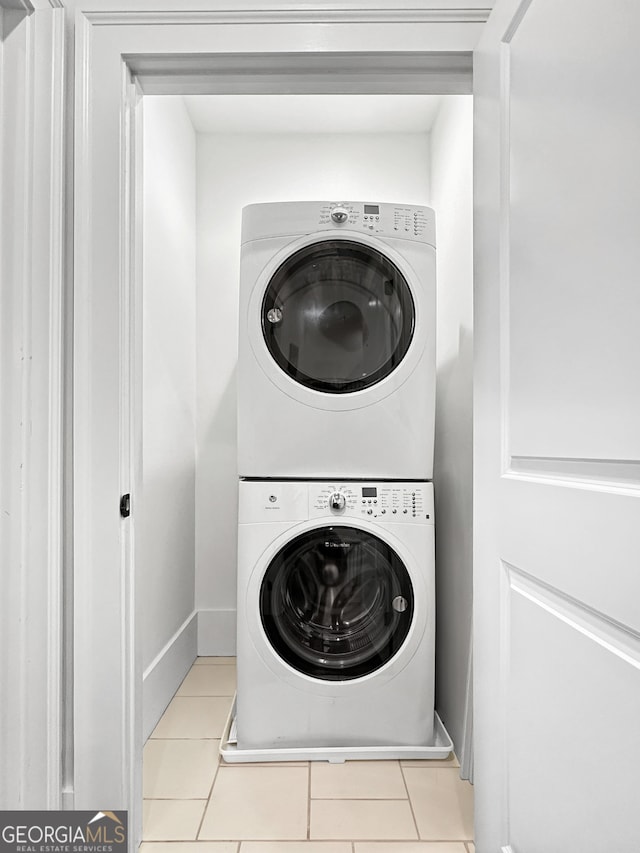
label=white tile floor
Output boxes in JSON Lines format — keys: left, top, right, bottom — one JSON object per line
{"left": 142, "top": 658, "right": 474, "bottom": 852}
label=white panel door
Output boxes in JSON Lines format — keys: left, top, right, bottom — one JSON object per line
{"left": 473, "top": 1, "right": 640, "bottom": 851}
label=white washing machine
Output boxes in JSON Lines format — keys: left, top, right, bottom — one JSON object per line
{"left": 237, "top": 201, "right": 436, "bottom": 479}
{"left": 236, "top": 479, "right": 435, "bottom": 750}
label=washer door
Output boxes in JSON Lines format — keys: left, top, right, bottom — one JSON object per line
{"left": 261, "top": 239, "right": 415, "bottom": 394}
{"left": 259, "top": 525, "right": 414, "bottom": 681}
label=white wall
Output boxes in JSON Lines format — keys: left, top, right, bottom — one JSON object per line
{"left": 140, "top": 97, "right": 198, "bottom": 737}
{"left": 195, "top": 132, "right": 430, "bottom": 652}
{"left": 429, "top": 96, "right": 474, "bottom": 772}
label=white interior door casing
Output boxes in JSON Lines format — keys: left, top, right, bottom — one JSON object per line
{"left": 473, "top": 1, "right": 640, "bottom": 851}
{"left": 0, "top": 3, "right": 66, "bottom": 808}
{"left": 73, "top": 3, "right": 486, "bottom": 827}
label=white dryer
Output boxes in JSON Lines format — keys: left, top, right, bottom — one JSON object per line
{"left": 237, "top": 201, "right": 436, "bottom": 479}
{"left": 236, "top": 479, "right": 435, "bottom": 750}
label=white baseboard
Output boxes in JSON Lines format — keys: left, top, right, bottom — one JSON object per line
{"left": 142, "top": 611, "right": 198, "bottom": 741}
{"left": 198, "top": 608, "right": 237, "bottom": 656}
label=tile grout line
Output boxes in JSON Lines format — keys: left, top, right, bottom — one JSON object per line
{"left": 194, "top": 736, "right": 224, "bottom": 840}
{"left": 398, "top": 759, "right": 421, "bottom": 841}
{"left": 312, "top": 796, "right": 409, "bottom": 801}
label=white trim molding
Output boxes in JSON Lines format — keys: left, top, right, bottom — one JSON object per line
{"left": 0, "top": 3, "right": 66, "bottom": 808}
{"left": 143, "top": 612, "right": 198, "bottom": 741}
{"left": 86, "top": 8, "right": 492, "bottom": 26}
{"left": 126, "top": 50, "right": 474, "bottom": 95}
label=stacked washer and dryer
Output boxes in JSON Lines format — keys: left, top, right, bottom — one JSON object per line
{"left": 232, "top": 200, "right": 446, "bottom": 759}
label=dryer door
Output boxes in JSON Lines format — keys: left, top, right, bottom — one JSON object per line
{"left": 261, "top": 240, "right": 415, "bottom": 393}
{"left": 259, "top": 525, "right": 414, "bottom": 680}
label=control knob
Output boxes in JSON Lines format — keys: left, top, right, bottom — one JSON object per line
{"left": 331, "top": 206, "right": 349, "bottom": 224}
{"left": 329, "top": 491, "right": 347, "bottom": 512}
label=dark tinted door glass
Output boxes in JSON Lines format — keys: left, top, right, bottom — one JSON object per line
{"left": 262, "top": 240, "right": 415, "bottom": 393}
{"left": 260, "top": 526, "right": 414, "bottom": 680}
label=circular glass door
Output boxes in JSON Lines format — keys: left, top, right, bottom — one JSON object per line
{"left": 260, "top": 526, "right": 414, "bottom": 680}
{"left": 262, "top": 240, "right": 415, "bottom": 393}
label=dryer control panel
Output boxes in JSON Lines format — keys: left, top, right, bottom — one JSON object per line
{"left": 318, "top": 201, "right": 434, "bottom": 244}
{"left": 310, "top": 482, "right": 434, "bottom": 524}
{"left": 241, "top": 200, "right": 436, "bottom": 247}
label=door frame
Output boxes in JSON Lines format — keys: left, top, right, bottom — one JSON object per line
{"left": 73, "top": 4, "right": 485, "bottom": 842}
{"left": 0, "top": 0, "right": 67, "bottom": 808}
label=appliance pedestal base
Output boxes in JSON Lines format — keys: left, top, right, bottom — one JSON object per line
{"left": 219, "top": 695, "right": 453, "bottom": 763}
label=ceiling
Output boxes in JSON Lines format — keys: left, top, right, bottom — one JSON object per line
{"left": 183, "top": 94, "right": 445, "bottom": 134}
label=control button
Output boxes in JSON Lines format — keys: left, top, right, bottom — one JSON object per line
{"left": 381, "top": 509, "right": 386, "bottom": 514}
{"left": 403, "top": 509, "right": 408, "bottom": 514}
{"left": 392, "top": 509, "right": 397, "bottom": 514}
{"left": 367, "top": 509, "right": 373, "bottom": 515}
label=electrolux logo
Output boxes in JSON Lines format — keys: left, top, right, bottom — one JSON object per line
{"left": 0, "top": 811, "right": 127, "bottom": 853}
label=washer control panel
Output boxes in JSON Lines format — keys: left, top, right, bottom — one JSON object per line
{"left": 310, "top": 482, "right": 434, "bottom": 523}
{"left": 317, "top": 201, "right": 434, "bottom": 244}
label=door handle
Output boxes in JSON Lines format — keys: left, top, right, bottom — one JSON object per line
{"left": 120, "top": 493, "right": 131, "bottom": 518}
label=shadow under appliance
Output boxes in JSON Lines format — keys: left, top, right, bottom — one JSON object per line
{"left": 234, "top": 479, "right": 439, "bottom": 756}
{"left": 237, "top": 200, "right": 436, "bottom": 479}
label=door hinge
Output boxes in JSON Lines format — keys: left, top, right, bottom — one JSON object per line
{"left": 120, "top": 493, "right": 131, "bottom": 518}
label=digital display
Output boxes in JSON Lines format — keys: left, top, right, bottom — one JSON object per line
{"left": 364, "top": 205, "right": 379, "bottom": 215}
{"left": 362, "top": 487, "right": 377, "bottom": 498}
